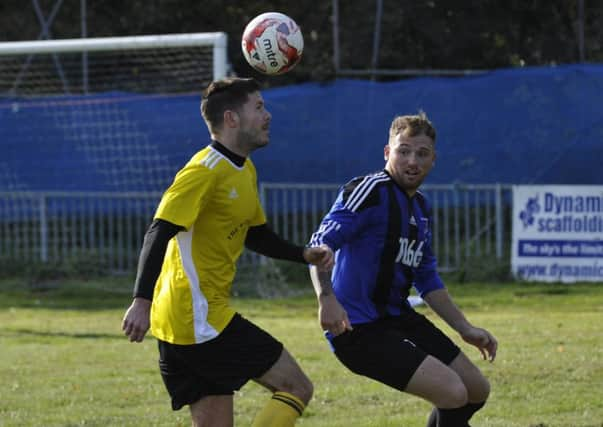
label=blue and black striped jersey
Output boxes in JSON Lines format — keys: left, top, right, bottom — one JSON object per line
{"left": 309, "top": 170, "right": 444, "bottom": 324}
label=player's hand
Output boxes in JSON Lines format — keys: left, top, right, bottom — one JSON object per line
{"left": 303, "top": 244, "right": 334, "bottom": 272}
{"left": 318, "top": 293, "right": 352, "bottom": 336}
{"left": 460, "top": 326, "right": 498, "bottom": 362}
{"left": 122, "top": 297, "right": 152, "bottom": 343}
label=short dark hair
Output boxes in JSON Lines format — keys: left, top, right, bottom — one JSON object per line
{"left": 200, "top": 77, "right": 261, "bottom": 134}
{"left": 389, "top": 111, "right": 436, "bottom": 143}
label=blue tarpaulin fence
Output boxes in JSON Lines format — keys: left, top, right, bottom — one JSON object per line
{"left": 1, "top": 63, "right": 602, "bottom": 194}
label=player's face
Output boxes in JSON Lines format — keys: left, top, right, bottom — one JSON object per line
{"left": 384, "top": 132, "right": 435, "bottom": 195}
{"left": 236, "top": 91, "right": 272, "bottom": 151}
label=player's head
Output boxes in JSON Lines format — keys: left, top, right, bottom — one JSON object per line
{"left": 201, "top": 77, "right": 263, "bottom": 134}
{"left": 384, "top": 111, "right": 436, "bottom": 194}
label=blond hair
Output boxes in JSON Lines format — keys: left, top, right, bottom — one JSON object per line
{"left": 388, "top": 111, "right": 436, "bottom": 142}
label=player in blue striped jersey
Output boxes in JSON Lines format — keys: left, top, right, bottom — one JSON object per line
{"left": 309, "top": 113, "right": 497, "bottom": 427}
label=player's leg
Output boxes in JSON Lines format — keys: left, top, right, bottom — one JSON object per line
{"left": 330, "top": 320, "right": 468, "bottom": 427}
{"left": 398, "top": 311, "right": 489, "bottom": 427}
{"left": 157, "top": 313, "right": 286, "bottom": 427}
{"left": 445, "top": 351, "right": 490, "bottom": 423}
{"left": 189, "top": 395, "right": 233, "bottom": 427}
{"left": 158, "top": 338, "right": 239, "bottom": 427}
{"left": 254, "top": 347, "right": 313, "bottom": 403}
{"left": 251, "top": 347, "right": 313, "bottom": 426}
{"left": 417, "top": 345, "right": 490, "bottom": 426}
{"left": 449, "top": 351, "right": 490, "bottom": 402}
{"left": 404, "top": 355, "right": 468, "bottom": 408}
{"left": 404, "top": 357, "right": 475, "bottom": 427}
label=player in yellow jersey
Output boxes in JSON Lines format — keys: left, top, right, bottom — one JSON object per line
{"left": 121, "top": 77, "right": 334, "bottom": 427}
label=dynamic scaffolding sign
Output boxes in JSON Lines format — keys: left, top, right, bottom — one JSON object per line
{"left": 512, "top": 185, "right": 603, "bottom": 282}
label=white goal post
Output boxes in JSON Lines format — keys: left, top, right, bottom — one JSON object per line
{"left": 0, "top": 32, "right": 228, "bottom": 96}
{"left": 0, "top": 32, "right": 228, "bottom": 83}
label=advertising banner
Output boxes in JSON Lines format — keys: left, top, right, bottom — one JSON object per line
{"left": 512, "top": 185, "right": 603, "bottom": 282}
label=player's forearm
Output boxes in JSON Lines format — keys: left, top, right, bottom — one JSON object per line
{"left": 423, "top": 288, "right": 472, "bottom": 334}
{"left": 132, "top": 249, "right": 163, "bottom": 300}
{"left": 309, "top": 265, "right": 335, "bottom": 298}
{"left": 132, "top": 219, "right": 182, "bottom": 300}
{"left": 245, "top": 223, "right": 305, "bottom": 263}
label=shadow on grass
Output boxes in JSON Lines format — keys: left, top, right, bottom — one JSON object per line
{"left": 513, "top": 286, "right": 571, "bottom": 297}
{"left": 2, "top": 328, "right": 123, "bottom": 340}
{"left": 3, "top": 277, "right": 602, "bottom": 312}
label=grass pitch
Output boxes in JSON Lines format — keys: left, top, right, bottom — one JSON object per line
{"left": 1, "top": 278, "right": 602, "bottom": 426}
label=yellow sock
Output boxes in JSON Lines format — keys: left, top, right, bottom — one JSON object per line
{"left": 251, "top": 391, "right": 305, "bottom": 427}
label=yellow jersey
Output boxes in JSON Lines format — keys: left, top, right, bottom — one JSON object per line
{"left": 150, "top": 144, "right": 266, "bottom": 344}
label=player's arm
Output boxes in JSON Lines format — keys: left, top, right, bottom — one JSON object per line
{"left": 306, "top": 200, "right": 366, "bottom": 336}
{"left": 306, "top": 178, "right": 381, "bottom": 334}
{"left": 423, "top": 289, "right": 498, "bottom": 362}
{"left": 309, "top": 265, "right": 352, "bottom": 336}
{"left": 413, "top": 201, "right": 496, "bottom": 361}
{"left": 122, "top": 219, "right": 184, "bottom": 343}
{"left": 245, "top": 223, "right": 334, "bottom": 270}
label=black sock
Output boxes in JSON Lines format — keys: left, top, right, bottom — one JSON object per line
{"left": 463, "top": 401, "right": 485, "bottom": 422}
{"left": 436, "top": 401, "right": 486, "bottom": 427}
{"left": 425, "top": 407, "right": 438, "bottom": 427}
{"left": 437, "top": 407, "right": 469, "bottom": 427}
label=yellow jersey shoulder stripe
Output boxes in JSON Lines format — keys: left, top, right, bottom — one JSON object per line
{"left": 200, "top": 149, "right": 222, "bottom": 169}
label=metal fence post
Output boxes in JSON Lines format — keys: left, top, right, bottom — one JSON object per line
{"left": 495, "top": 183, "right": 503, "bottom": 259}
{"left": 39, "top": 193, "right": 48, "bottom": 262}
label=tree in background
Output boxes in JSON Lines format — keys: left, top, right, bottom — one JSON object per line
{"left": 0, "top": 0, "right": 601, "bottom": 86}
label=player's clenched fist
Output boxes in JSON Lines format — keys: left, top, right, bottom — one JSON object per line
{"left": 303, "top": 244, "right": 334, "bottom": 271}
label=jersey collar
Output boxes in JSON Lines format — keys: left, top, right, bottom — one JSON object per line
{"left": 210, "top": 140, "right": 246, "bottom": 167}
{"left": 382, "top": 169, "right": 415, "bottom": 200}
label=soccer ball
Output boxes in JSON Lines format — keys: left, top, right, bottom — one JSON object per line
{"left": 241, "top": 12, "right": 304, "bottom": 75}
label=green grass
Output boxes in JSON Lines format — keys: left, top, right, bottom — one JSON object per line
{"left": 1, "top": 278, "right": 602, "bottom": 426}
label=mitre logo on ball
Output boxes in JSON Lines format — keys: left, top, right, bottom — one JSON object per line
{"left": 241, "top": 12, "right": 304, "bottom": 75}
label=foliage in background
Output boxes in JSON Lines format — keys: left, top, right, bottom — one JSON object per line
{"left": 0, "top": 249, "right": 517, "bottom": 298}
{"left": 0, "top": 252, "right": 117, "bottom": 284}
{"left": 448, "top": 256, "right": 514, "bottom": 284}
{"left": 0, "top": 0, "right": 601, "bottom": 86}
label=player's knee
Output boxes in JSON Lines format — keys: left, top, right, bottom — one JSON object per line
{"left": 472, "top": 375, "right": 490, "bottom": 402}
{"left": 294, "top": 376, "right": 313, "bottom": 405}
{"left": 464, "top": 368, "right": 491, "bottom": 403}
{"left": 191, "top": 414, "right": 231, "bottom": 427}
{"left": 277, "top": 373, "right": 313, "bottom": 405}
{"left": 191, "top": 415, "right": 206, "bottom": 427}
{"left": 442, "top": 381, "right": 469, "bottom": 409}
{"left": 451, "top": 382, "right": 469, "bottom": 408}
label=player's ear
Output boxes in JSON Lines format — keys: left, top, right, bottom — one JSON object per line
{"left": 223, "top": 110, "right": 239, "bottom": 128}
{"left": 384, "top": 144, "right": 390, "bottom": 161}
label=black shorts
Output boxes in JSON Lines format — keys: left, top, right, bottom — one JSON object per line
{"left": 330, "top": 309, "right": 460, "bottom": 391}
{"left": 157, "top": 313, "right": 284, "bottom": 410}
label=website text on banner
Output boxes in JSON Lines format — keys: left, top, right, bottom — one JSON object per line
{"left": 512, "top": 185, "right": 603, "bottom": 282}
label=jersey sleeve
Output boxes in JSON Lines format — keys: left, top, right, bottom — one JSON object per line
{"left": 245, "top": 223, "right": 304, "bottom": 262}
{"left": 412, "top": 248, "right": 445, "bottom": 297}
{"left": 132, "top": 219, "right": 184, "bottom": 300}
{"left": 154, "top": 160, "right": 215, "bottom": 229}
{"left": 308, "top": 178, "right": 379, "bottom": 251}
{"left": 412, "top": 200, "right": 445, "bottom": 297}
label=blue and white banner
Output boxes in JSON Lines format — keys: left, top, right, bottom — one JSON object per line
{"left": 512, "top": 185, "right": 603, "bottom": 282}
